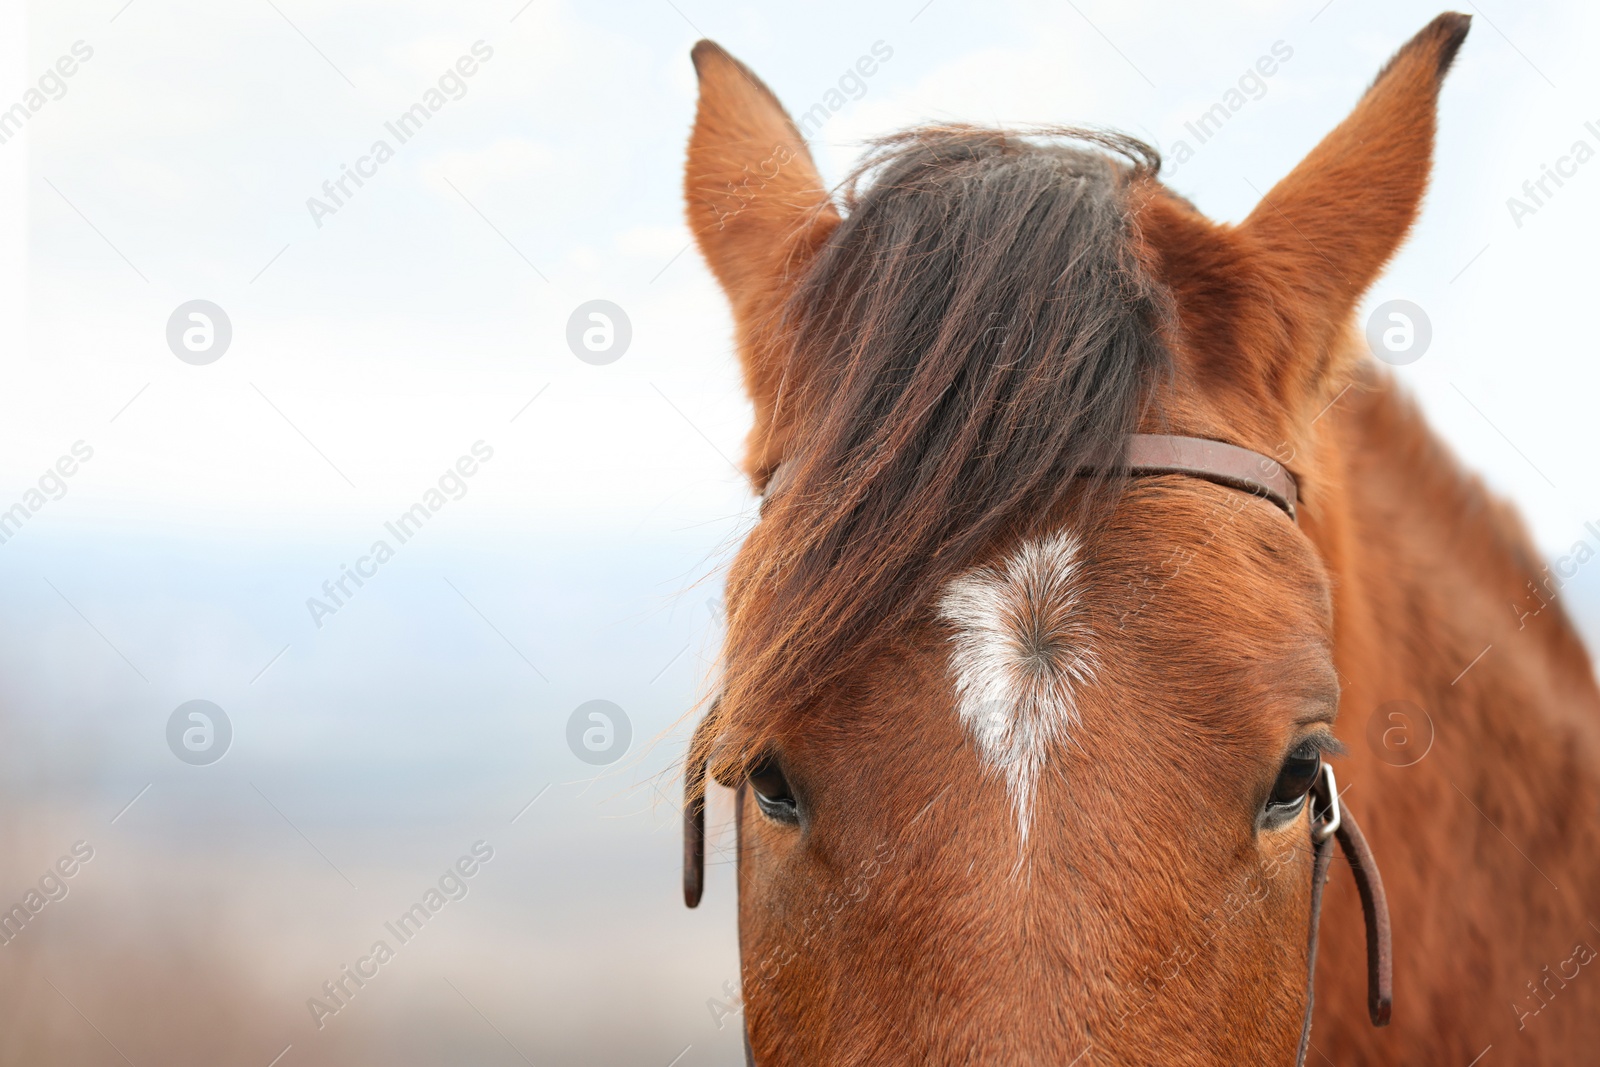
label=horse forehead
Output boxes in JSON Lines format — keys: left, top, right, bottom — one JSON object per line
{"left": 937, "top": 530, "right": 1098, "bottom": 841}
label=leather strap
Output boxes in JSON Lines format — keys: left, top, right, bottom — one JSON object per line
{"left": 1297, "top": 767, "right": 1393, "bottom": 1066}
{"left": 758, "top": 433, "right": 1299, "bottom": 521}
{"left": 1296, "top": 824, "right": 1337, "bottom": 1065}
{"left": 682, "top": 702, "right": 721, "bottom": 909}
{"left": 682, "top": 767, "right": 707, "bottom": 909}
{"left": 1124, "top": 433, "right": 1298, "bottom": 520}
{"left": 1336, "top": 806, "right": 1394, "bottom": 1027}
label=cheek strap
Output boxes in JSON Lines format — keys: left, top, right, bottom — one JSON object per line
{"left": 683, "top": 704, "right": 721, "bottom": 908}
{"left": 1297, "top": 766, "right": 1393, "bottom": 1065}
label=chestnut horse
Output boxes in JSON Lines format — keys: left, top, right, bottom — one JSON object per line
{"left": 681, "top": 13, "right": 1600, "bottom": 1064}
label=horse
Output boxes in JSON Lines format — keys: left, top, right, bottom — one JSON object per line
{"left": 678, "top": 13, "right": 1600, "bottom": 1064}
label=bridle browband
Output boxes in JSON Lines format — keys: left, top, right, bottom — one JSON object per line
{"left": 683, "top": 433, "right": 1391, "bottom": 1065}
{"left": 1122, "top": 432, "right": 1298, "bottom": 520}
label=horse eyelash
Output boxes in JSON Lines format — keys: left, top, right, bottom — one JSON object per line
{"left": 1300, "top": 732, "right": 1348, "bottom": 759}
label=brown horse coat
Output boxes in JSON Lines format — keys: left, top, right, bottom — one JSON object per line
{"left": 683, "top": 12, "right": 1600, "bottom": 1064}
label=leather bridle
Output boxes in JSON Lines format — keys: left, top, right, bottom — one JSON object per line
{"left": 682, "top": 433, "right": 1393, "bottom": 1065}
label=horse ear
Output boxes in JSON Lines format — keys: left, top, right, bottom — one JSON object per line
{"left": 685, "top": 40, "right": 839, "bottom": 485}
{"left": 1239, "top": 13, "right": 1469, "bottom": 341}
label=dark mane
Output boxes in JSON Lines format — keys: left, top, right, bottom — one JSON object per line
{"left": 716, "top": 124, "right": 1173, "bottom": 745}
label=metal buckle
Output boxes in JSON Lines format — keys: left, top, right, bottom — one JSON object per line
{"left": 1311, "top": 762, "right": 1341, "bottom": 844}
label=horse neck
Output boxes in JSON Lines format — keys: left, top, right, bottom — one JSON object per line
{"left": 1315, "top": 364, "right": 1600, "bottom": 757}
{"left": 1309, "top": 362, "right": 1600, "bottom": 1035}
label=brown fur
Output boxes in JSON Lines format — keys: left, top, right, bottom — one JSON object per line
{"left": 685, "top": 41, "right": 841, "bottom": 487}
{"left": 684, "top": 13, "right": 1600, "bottom": 1064}
{"left": 717, "top": 123, "right": 1173, "bottom": 746}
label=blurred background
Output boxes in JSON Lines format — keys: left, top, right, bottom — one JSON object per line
{"left": 0, "top": 0, "right": 1595, "bottom": 1064}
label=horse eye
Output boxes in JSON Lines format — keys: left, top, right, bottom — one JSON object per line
{"left": 1268, "top": 741, "right": 1323, "bottom": 812}
{"left": 748, "top": 755, "right": 799, "bottom": 825}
